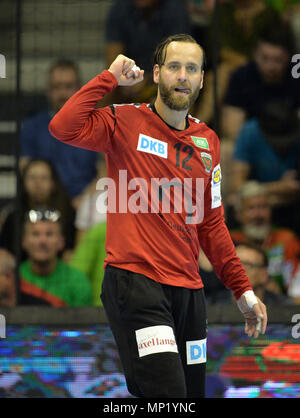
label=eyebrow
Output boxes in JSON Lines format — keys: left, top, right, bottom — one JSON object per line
{"left": 166, "top": 60, "right": 200, "bottom": 66}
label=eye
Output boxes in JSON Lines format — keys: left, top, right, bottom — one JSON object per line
{"left": 186, "top": 65, "right": 198, "bottom": 73}
{"left": 167, "top": 63, "right": 180, "bottom": 71}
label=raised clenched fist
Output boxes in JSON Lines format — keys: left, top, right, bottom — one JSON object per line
{"left": 108, "top": 54, "right": 144, "bottom": 86}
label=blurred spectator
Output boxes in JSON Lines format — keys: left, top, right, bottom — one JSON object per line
{"left": 203, "top": 242, "right": 294, "bottom": 305}
{"left": 222, "top": 22, "right": 298, "bottom": 141}
{"left": 230, "top": 181, "right": 300, "bottom": 295}
{"left": 69, "top": 222, "right": 107, "bottom": 307}
{"left": 231, "top": 101, "right": 300, "bottom": 234}
{"left": 194, "top": 0, "right": 281, "bottom": 126}
{"left": 0, "top": 159, "right": 76, "bottom": 261}
{"left": 20, "top": 208, "right": 92, "bottom": 306}
{"left": 74, "top": 154, "right": 107, "bottom": 244}
{"left": 19, "top": 59, "right": 98, "bottom": 208}
{"left": 287, "top": 262, "right": 300, "bottom": 304}
{"left": 103, "top": 0, "right": 191, "bottom": 105}
{"left": 0, "top": 249, "right": 16, "bottom": 307}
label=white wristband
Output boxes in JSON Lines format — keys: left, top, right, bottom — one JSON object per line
{"left": 243, "top": 290, "right": 258, "bottom": 309}
{"left": 237, "top": 290, "right": 258, "bottom": 313}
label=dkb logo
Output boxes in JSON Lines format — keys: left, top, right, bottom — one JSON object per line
{"left": 186, "top": 338, "right": 207, "bottom": 365}
{"left": 0, "top": 54, "right": 6, "bottom": 78}
{"left": 0, "top": 314, "right": 5, "bottom": 338}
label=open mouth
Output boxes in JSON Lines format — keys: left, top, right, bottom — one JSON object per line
{"left": 174, "top": 87, "right": 190, "bottom": 95}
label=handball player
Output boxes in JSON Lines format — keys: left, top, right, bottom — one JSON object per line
{"left": 49, "top": 34, "right": 267, "bottom": 398}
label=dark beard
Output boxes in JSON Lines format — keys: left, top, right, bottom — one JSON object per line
{"left": 159, "top": 81, "right": 200, "bottom": 111}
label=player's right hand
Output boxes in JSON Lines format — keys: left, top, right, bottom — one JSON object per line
{"left": 108, "top": 54, "right": 144, "bottom": 87}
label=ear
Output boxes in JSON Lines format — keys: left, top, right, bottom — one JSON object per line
{"left": 200, "top": 70, "right": 204, "bottom": 90}
{"left": 153, "top": 64, "right": 160, "bottom": 85}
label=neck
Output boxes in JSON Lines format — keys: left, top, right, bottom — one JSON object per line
{"left": 29, "top": 258, "right": 57, "bottom": 276}
{"left": 154, "top": 96, "right": 188, "bottom": 130}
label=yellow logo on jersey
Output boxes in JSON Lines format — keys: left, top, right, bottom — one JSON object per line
{"left": 213, "top": 168, "right": 221, "bottom": 184}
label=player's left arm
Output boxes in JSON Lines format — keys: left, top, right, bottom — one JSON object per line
{"left": 197, "top": 134, "right": 267, "bottom": 337}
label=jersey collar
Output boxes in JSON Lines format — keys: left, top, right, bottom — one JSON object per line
{"left": 149, "top": 103, "right": 190, "bottom": 131}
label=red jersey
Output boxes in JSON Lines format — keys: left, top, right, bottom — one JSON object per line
{"left": 49, "top": 70, "right": 252, "bottom": 299}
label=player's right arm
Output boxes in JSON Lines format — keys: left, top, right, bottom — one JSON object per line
{"left": 49, "top": 55, "right": 144, "bottom": 153}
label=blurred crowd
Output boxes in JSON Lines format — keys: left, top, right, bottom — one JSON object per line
{"left": 0, "top": 0, "right": 299, "bottom": 308}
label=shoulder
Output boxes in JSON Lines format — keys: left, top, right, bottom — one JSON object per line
{"left": 187, "top": 120, "right": 221, "bottom": 167}
{"left": 188, "top": 117, "right": 219, "bottom": 144}
{"left": 112, "top": 102, "right": 153, "bottom": 121}
{"left": 112, "top": 102, "right": 146, "bottom": 112}
{"left": 270, "top": 227, "right": 300, "bottom": 244}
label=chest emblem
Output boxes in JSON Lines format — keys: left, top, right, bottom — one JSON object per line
{"left": 200, "top": 152, "right": 212, "bottom": 173}
{"left": 137, "top": 134, "right": 168, "bottom": 159}
{"left": 191, "top": 136, "right": 209, "bottom": 150}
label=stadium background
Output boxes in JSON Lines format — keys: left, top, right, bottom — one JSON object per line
{"left": 0, "top": 0, "right": 300, "bottom": 398}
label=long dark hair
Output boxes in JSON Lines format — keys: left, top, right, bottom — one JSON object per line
{"left": 21, "top": 159, "right": 75, "bottom": 244}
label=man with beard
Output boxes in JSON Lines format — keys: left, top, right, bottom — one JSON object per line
{"left": 104, "top": 0, "right": 191, "bottom": 105}
{"left": 20, "top": 208, "right": 92, "bottom": 306}
{"left": 49, "top": 34, "right": 267, "bottom": 398}
{"left": 230, "top": 181, "right": 300, "bottom": 296}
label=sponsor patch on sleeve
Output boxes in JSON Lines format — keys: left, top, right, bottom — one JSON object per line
{"left": 211, "top": 164, "right": 222, "bottom": 209}
{"left": 135, "top": 325, "right": 178, "bottom": 357}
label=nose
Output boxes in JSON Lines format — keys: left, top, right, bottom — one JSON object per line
{"left": 177, "top": 66, "right": 187, "bottom": 82}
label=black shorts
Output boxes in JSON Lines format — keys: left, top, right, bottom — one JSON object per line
{"left": 100, "top": 265, "right": 207, "bottom": 398}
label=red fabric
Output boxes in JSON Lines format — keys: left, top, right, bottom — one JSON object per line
{"left": 21, "top": 279, "right": 67, "bottom": 307}
{"left": 49, "top": 70, "right": 252, "bottom": 299}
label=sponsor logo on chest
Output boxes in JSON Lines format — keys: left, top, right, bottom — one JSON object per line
{"left": 191, "top": 136, "right": 209, "bottom": 150}
{"left": 137, "top": 133, "right": 168, "bottom": 159}
{"left": 200, "top": 152, "right": 212, "bottom": 174}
